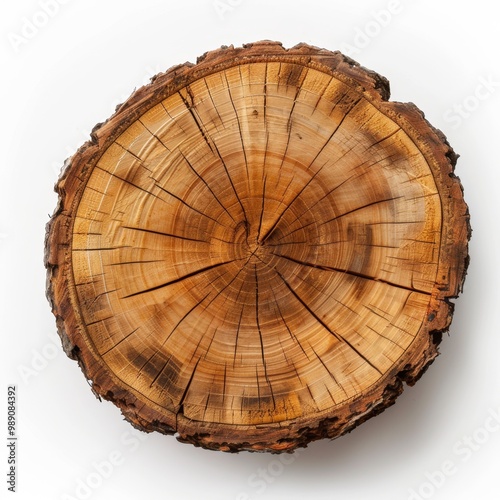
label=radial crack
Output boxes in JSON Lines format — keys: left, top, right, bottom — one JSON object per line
{"left": 274, "top": 268, "right": 383, "bottom": 375}
{"left": 122, "top": 260, "right": 238, "bottom": 298}
{"left": 274, "top": 253, "right": 431, "bottom": 295}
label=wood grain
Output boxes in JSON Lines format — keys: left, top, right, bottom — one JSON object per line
{"left": 45, "top": 41, "right": 470, "bottom": 452}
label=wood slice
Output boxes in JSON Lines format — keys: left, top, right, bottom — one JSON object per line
{"left": 45, "top": 41, "right": 470, "bottom": 453}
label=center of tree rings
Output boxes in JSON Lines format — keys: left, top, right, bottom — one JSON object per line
{"left": 45, "top": 42, "right": 470, "bottom": 453}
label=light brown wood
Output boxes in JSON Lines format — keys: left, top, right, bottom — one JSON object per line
{"left": 45, "top": 41, "right": 470, "bottom": 452}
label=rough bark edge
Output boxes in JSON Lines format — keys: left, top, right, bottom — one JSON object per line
{"left": 44, "top": 40, "right": 471, "bottom": 453}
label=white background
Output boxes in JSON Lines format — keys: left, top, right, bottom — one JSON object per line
{"left": 1, "top": 1, "right": 499, "bottom": 499}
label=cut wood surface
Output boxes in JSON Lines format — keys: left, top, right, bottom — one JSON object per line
{"left": 45, "top": 41, "right": 470, "bottom": 452}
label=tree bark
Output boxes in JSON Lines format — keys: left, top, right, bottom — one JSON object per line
{"left": 45, "top": 41, "right": 470, "bottom": 453}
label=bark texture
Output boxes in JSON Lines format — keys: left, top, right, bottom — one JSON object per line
{"left": 45, "top": 41, "right": 470, "bottom": 453}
